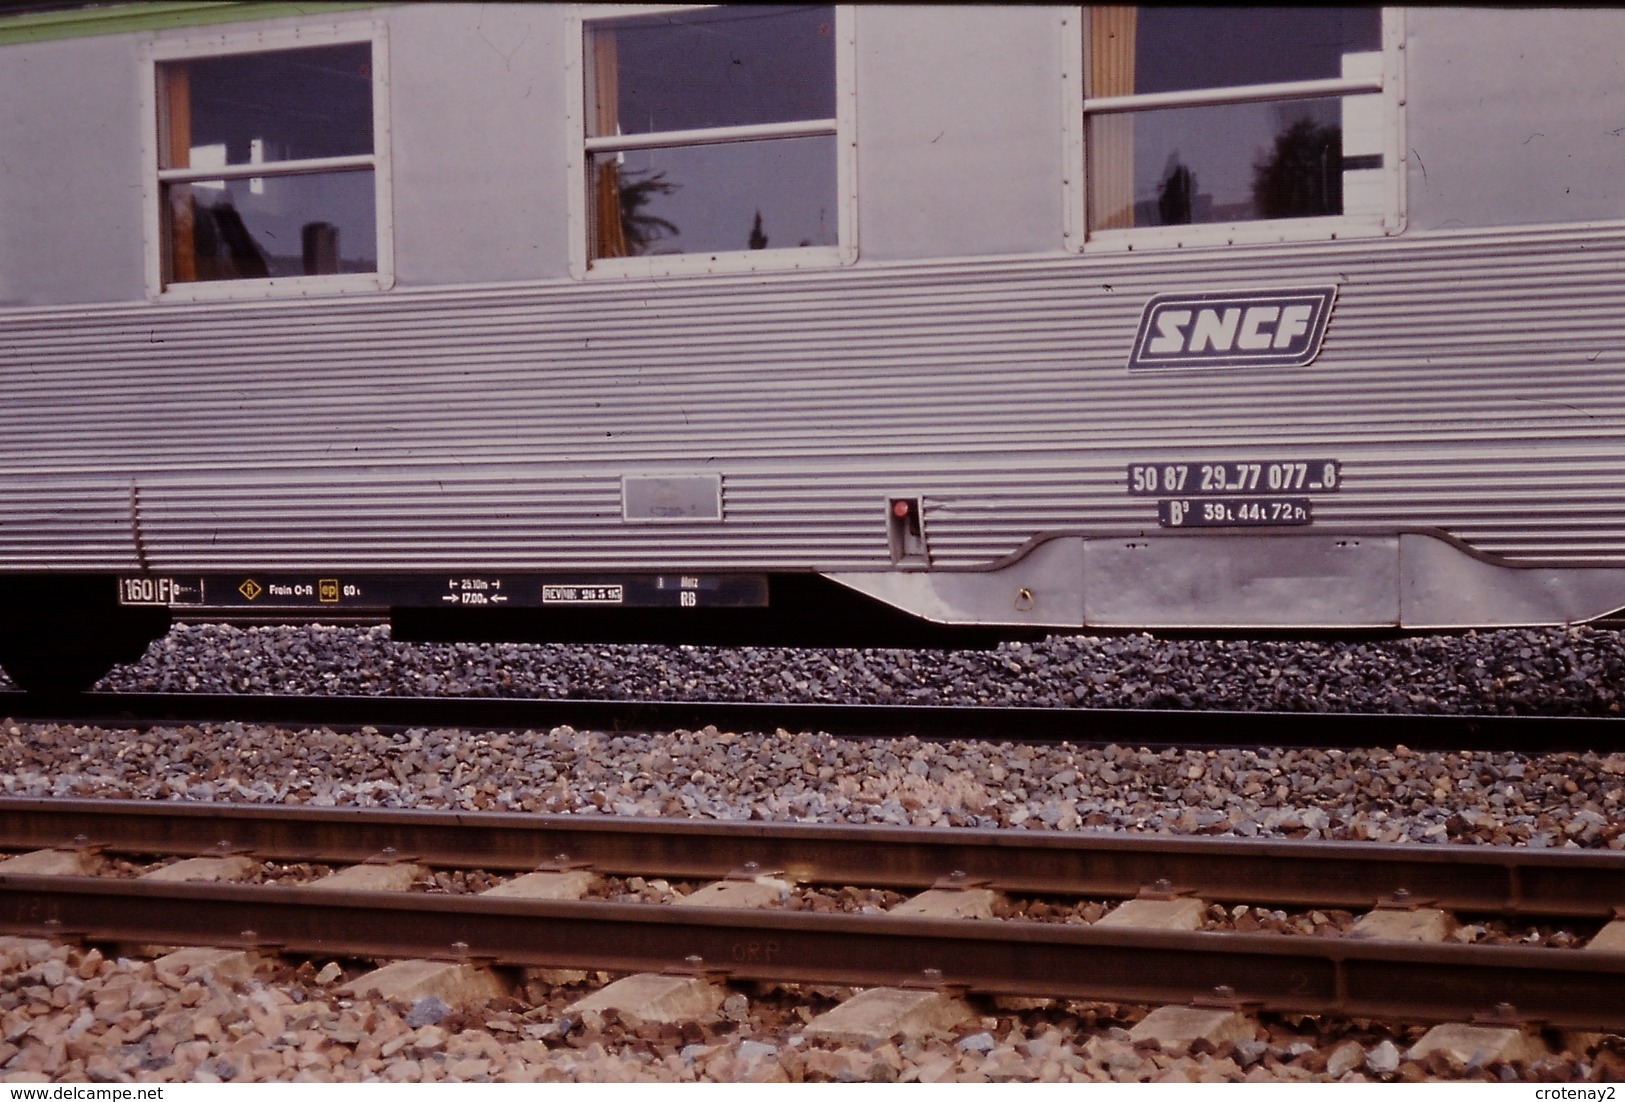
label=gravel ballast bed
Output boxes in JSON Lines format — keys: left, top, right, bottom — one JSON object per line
{"left": 3, "top": 718, "right": 1623, "bottom": 848}
{"left": 65, "top": 621, "right": 1625, "bottom": 715}
{"left": 2, "top": 623, "right": 1625, "bottom": 1081}
{"left": 3, "top": 620, "right": 1625, "bottom": 844}
{"left": 15, "top": 935, "right": 1618, "bottom": 1084}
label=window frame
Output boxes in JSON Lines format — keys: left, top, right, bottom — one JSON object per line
{"left": 565, "top": 3, "right": 858, "bottom": 280}
{"left": 139, "top": 19, "right": 394, "bottom": 301}
{"left": 1062, "top": 7, "right": 1406, "bottom": 252}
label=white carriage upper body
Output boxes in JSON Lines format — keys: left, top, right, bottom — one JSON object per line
{"left": 3, "top": 4, "right": 1625, "bottom": 631}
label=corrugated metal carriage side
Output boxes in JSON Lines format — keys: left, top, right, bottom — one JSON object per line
{"left": 1, "top": 4, "right": 1624, "bottom": 690}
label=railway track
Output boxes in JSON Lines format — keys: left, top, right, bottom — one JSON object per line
{"left": 1, "top": 798, "right": 1622, "bottom": 1034}
{"left": 2, "top": 690, "right": 1621, "bottom": 752}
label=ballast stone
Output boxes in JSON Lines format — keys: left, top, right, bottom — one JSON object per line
{"left": 1365, "top": 1039, "right": 1403, "bottom": 1075}
{"left": 0, "top": 936, "right": 58, "bottom": 961}
{"left": 1325, "top": 1040, "right": 1366, "bottom": 1078}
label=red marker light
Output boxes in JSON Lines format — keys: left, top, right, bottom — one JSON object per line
{"left": 892, "top": 499, "right": 912, "bottom": 518}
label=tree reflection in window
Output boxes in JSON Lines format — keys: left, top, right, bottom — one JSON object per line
{"left": 1086, "top": 7, "right": 1385, "bottom": 233}
{"left": 1252, "top": 119, "right": 1343, "bottom": 219}
{"left": 614, "top": 169, "right": 679, "bottom": 255}
{"left": 584, "top": 6, "right": 838, "bottom": 263}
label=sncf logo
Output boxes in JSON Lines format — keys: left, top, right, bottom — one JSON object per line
{"left": 1128, "top": 286, "right": 1338, "bottom": 371}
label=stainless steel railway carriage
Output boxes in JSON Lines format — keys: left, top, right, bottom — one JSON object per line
{"left": 3, "top": 3, "right": 1625, "bottom": 691}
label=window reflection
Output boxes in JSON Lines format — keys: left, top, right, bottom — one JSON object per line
{"left": 583, "top": 5, "right": 840, "bottom": 265}
{"left": 1091, "top": 96, "right": 1381, "bottom": 229}
{"left": 157, "top": 41, "right": 376, "bottom": 286}
{"left": 159, "top": 44, "right": 372, "bottom": 168}
{"left": 1087, "top": 7, "right": 1387, "bottom": 233}
{"left": 591, "top": 138, "right": 837, "bottom": 258}
{"left": 587, "top": 6, "right": 834, "bottom": 136}
{"left": 1128, "top": 7, "right": 1381, "bottom": 96}
{"left": 164, "top": 171, "right": 376, "bottom": 282}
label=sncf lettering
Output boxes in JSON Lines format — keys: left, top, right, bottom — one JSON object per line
{"left": 1236, "top": 306, "right": 1278, "bottom": 350}
{"left": 1128, "top": 287, "right": 1337, "bottom": 370}
{"left": 1147, "top": 309, "right": 1192, "bottom": 354}
{"left": 1154, "top": 306, "right": 1291, "bottom": 354}
{"left": 1147, "top": 306, "right": 1309, "bottom": 354}
{"left": 1272, "top": 304, "right": 1314, "bottom": 349}
{"left": 1190, "top": 308, "right": 1242, "bottom": 352}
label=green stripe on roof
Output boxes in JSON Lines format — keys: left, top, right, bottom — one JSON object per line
{"left": 0, "top": 2, "right": 386, "bottom": 46}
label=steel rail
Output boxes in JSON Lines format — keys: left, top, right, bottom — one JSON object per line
{"left": 0, "top": 874, "right": 1621, "bottom": 1031}
{"left": 0, "top": 798, "right": 1621, "bottom": 919}
{"left": 2, "top": 691, "right": 1621, "bottom": 752}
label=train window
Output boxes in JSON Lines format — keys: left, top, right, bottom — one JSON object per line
{"left": 143, "top": 24, "right": 392, "bottom": 299}
{"left": 1071, "top": 7, "right": 1404, "bottom": 249}
{"left": 568, "top": 5, "right": 856, "bottom": 278}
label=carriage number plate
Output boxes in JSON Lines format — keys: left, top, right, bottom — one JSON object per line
{"left": 1128, "top": 460, "right": 1339, "bottom": 496}
{"left": 1159, "top": 498, "right": 1311, "bottom": 527}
